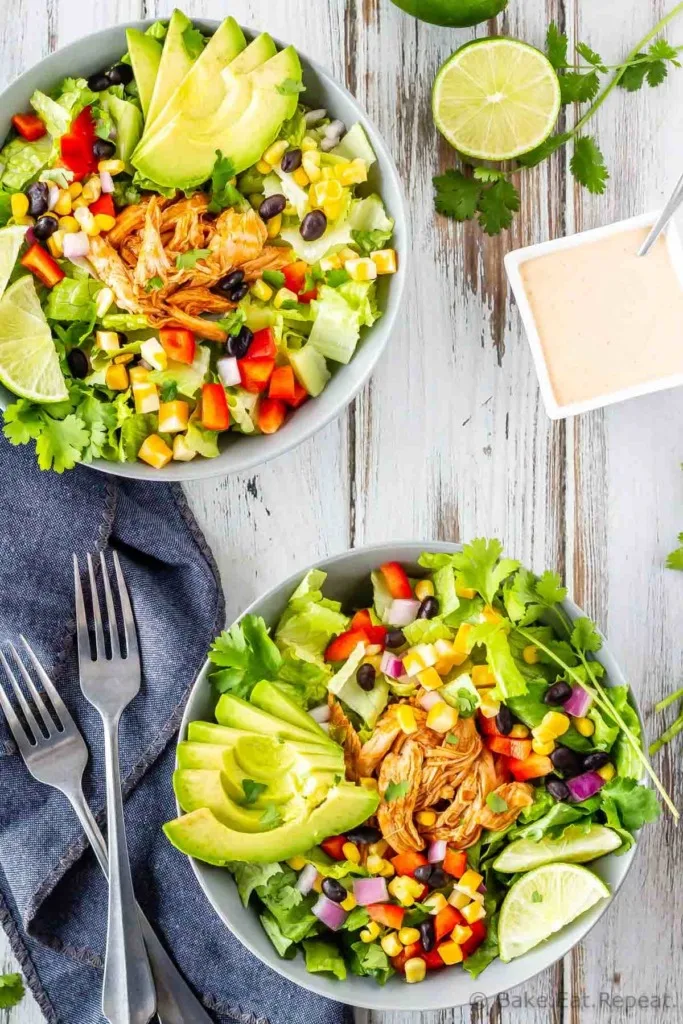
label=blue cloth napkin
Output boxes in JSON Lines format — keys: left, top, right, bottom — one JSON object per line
{"left": 0, "top": 437, "right": 350, "bottom": 1024}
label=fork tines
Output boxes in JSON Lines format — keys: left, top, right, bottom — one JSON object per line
{"left": 0, "top": 637, "right": 70, "bottom": 751}
{"left": 73, "top": 551, "right": 138, "bottom": 663}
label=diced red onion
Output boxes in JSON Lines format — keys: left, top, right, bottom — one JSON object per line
{"left": 304, "top": 108, "right": 327, "bottom": 126}
{"left": 563, "top": 684, "right": 593, "bottom": 718}
{"left": 312, "top": 894, "right": 348, "bottom": 931}
{"left": 419, "top": 690, "right": 444, "bottom": 712}
{"left": 47, "top": 184, "right": 60, "bottom": 211}
{"left": 217, "top": 356, "right": 241, "bottom": 388}
{"left": 309, "top": 704, "right": 331, "bottom": 724}
{"left": 384, "top": 598, "right": 420, "bottom": 627}
{"left": 99, "top": 170, "right": 115, "bottom": 194}
{"left": 427, "top": 839, "right": 447, "bottom": 864}
{"left": 62, "top": 231, "right": 90, "bottom": 259}
{"left": 296, "top": 863, "right": 319, "bottom": 895}
{"left": 478, "top": 882, "right": 487, "bottom": 894}
{"left": 25, "top": 228, "right": 36, "bottom": 247}
{"left": 353, "top": 876, "right": 388, "bottom": 906}
{"left": 566, "top": 770, "right": 605, "bottom": 802}
{"left": 380, "top": 650, "right": 404, "bottom": 679}
{"left": 325, "top": 119, "right": 345, "bottom": 139}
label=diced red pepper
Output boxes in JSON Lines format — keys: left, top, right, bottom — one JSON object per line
{"left": 324, "top": 628, "right": 369, "bottom": 662}
{"left": 390, "top": 850, "right": 428, "bottom": 878}
{"left": 201, "top": 383, "right": 230, "bottom": 431}
{"left": 60, "top": 106, "right": 97, "bottom": 178}
{"left": 12, "top": 113, "right": 46, "bottom": 141}
{"left": 288, "top": 380, "right": 309, "bottom": 408}
{"left": 20, "top": 244, "right": 65, "bottom": 288}
{"left": 379, "top": 561, "right": 413, "bottom": 600}
{"left": 487, "top": 735, "right": 532, "bottom": 761}
{"left": 249, "top": 326, "right": 277, "bottom": 359}
{"left": 443, "top": 848, "right": 468, "bottom": 878}
{"left": 391, "top": 940, "right": 423, "bottom": 973}
{"left": 350, "top": 609, "right": 388, "bottom": 648}
{"left": 507, "top": 752, "right": 554, "bottom": 782}
{"left": 368, "top": 903, "right": 405, "bottom": 931}
{"left": 268, "top": 365, "right": 295, "bottom": 403}
{"left": 71, "top": 107, "right": 96, "bottom": 140}
{"left": 257, "top": 397, "right": 287, "bottom": 434}
{"left": 460, "top": 919, "right": 487, "bottom": 958}
{"left": 159, "top": 327, "right": 196, "bottom": 366}
{"left": 422, "top": 947, "right": 448, "bottom": 971}
{"left": 477, "top": 711, "right": 502, "bottom": 737}
{"left": 320, "top": 835, "right": 347, "bottom": 861}
{"left": 283, "top": 260, "right": 317, "bottom": 303}
{"left": 237, "top": 356, "right": 275, "bottom": 393}
{"left": 434, "top": 904, "right": 465, "bottom": 942}
{"left": 89, "top": 193, "right": 116, "bottom": 218}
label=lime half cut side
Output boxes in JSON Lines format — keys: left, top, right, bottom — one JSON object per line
{"left": 0, "top": 275, "right": 68, "bottom": 404}
{"left": 432, "top": 38, "right": 561, "bottom": 161}
{"left": 498, "top": 862, "right": 610, "bottom": 962}
{"left": 493, "top": 824, "right": 623, "bottom": 873}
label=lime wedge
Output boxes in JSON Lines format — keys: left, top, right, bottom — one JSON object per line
{"left": 432, "top": 38, "right": 561, "bottom": 160}
{"left": 494, "top": 825, "right": 622, "bottom": 873}
{"left": 0, "top": 276, "right": 68, "bottom": 403}
{"left": 498, "top": 862, "right": 610, "bottom": 962}
{"left": 0, "top": 225, "right": 27, "bottom": 302}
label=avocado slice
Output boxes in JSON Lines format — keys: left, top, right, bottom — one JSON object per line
{"left": 133, "top": 45, "right": 302, "bottom": 189}
{"left": 229, "top": 32, "right": 277, "bottom": 75}
{"left": 164, "top": 783, "right": 380, "bottom": 865}
{"left": 250, "top": 680, "right": 329, "bottom": 740}
{"left": 215, "top": 694, "right": 337, "bottom": 751}
{"left": 105, "top": 94, "right": 143, "bottom": 168}
{"left": 126, "top": 28, "right": 162, "bottom": 120}
{"left": 144, "top": 9, "right": 198, "bottom": 130}
{"left": 173, "top": 769, "right": 268, "bottom": 832}
{"left": 232, "top": 734, "right": 342, "bottom": 783}
{"left": 187, "top": 721, "right": 251, "bottom": 746}
{"left": 289, "top": 344, "right": 331, "bottom": 398}
{"left": 177, "top": 742, "right": 292, "bottom": 805}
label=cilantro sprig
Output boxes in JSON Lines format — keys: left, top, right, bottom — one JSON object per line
{"left": 0, "top": 973, "right": 24, "bottom": 1010}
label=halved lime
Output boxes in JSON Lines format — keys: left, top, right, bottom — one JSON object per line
{"left": 0, "top": 226, "right": 27, "bottom": 302}
{"left": 391, "top": 0, "right": 508, "bottom": 28}
{"left": 0, "top": 275, "right": 68, "bottom": 403}
{"left": 432, "top": 38, "right": 561, "bottom": 160}
{"left": 494, "top": 825, "right": 622, "bottom": 873}
{"left": 498, "top": 862, "right": 610, "bottom": 962}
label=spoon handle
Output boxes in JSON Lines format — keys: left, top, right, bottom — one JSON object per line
{"left": 637, "top": 170, "right": 683, "bottom": 256}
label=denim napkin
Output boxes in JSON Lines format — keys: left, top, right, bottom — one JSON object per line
{"left": 0, "top": 437, "right": 350, "bottom": 1024}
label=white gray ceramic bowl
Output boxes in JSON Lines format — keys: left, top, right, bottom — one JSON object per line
{"left": 177, "top": 541, "right": 639, "bottom": 1011}
{"left": 0, "top": 21, "right": 408, "bottom": 482}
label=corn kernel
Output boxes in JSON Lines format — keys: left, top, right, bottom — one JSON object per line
{"left": 94, "top": 213, "right": 116, "bottom": 233}
{"left": 426, "top": 702, "right": 459, "bottom": 734}
{"left": 597, "top": 762, "right": 616, "bottom": 782}
{"left": 417, "top": 666, "right": 443, "bottom": 692}
{"left": 105, "top": 362, "right": 129, "bottom": 390}
{"left": 287, "top": 856, "right": 307, "bottom": 871}
{"left": 114, "top": 352, "right": 135, "bottom": 365}
{"left": 360, "top": 922, "right": 380, "bottom": 943}
{"left": 378, "top": 859, "right": 395, "bottom": 878}
{"left": 322, "top": 199, "right": 343, "bottom": 221}
{"left": 340, "top": 893, "right": 356, "bottom": 911}
{"left": 320, "top": 253, "right": 342, "bottom": 273}
{"left": 310, "top": 180, "right": 343, "bottom": 208}
{"left": 98, "top": 159, "right": 125, "bottom": 175}
{"left": 423, "top": 892, "right": 448, "bottom": 915}
{"left": 302, "top": 136, "right": 318, "bottom": 152}
{"left": 453, "top": 623, "right": 473, "bottom": 659}
{"left": 398, "top": 927, "right": 421, "bottom": 946}
{"left": 133, "top": 381, "right": 160, "bottom": 415}
{"left": 129, "top": 365, "right": 149, "bottom": 384}
{"left": 380, "top": 932, "right": 402, "bottom": 958}
{"left": 172, "top": 434, "right": 196, "bottom": 462}
{"left": 74, "top": 207, "right": 96, "bottom": 235}
{"left": 292, "top": 167, "right": 309, "bottom": 187}
{"left": 68, "top": 181, "right": 83, "bottom": 198}
{"left": 302, "top": 147, "right": 321, "bottom": 167}
{"left": 448, "top": 888, "right": 470, "bottom": 910}
{"left": 451, "top": 925, "right": 473, "bottom": 945}
{"left": 273, "top": 286, "right": 298, "bottom": 309}
{"left": 438, "top": 941, "right": 463, "bottom": 966}
{"left": 366, "top": 854, "right": 384, "bottom": 875}
{"left": 541, "top": 711, "right": 570, "bottom": 737}
{"left": 395, "top": 704, "right": 417, "bottom": 735}
{"left": 368, "top": 839, "right": 388, "bottom": 858}
{"left": 82, "top": 176, "right": 102, "bottom": 203}
{"left": 138, "top": 434, "right": 172, "bottom": 469}
{"left": 312, "top": 874, "right": 323, "bottom": 893}
{"left": 47, "top": 231, "right": 64, "bottom": 257}
{"left": 342, "top": 841, "right": 361, "bottom": 864}
{"left": 462, "top": 900, "right": 486, "bottom": 924}
{"left": 510, "top": 723, "right": 530, "bottom": 738}
{"left": 360, "top": 776, "right": 379, "bottom": 791}
{"left": 532, "top": 737, "right": 555, "bottom": 756}
{"left": 370, "top": 248, "right": 398, "bottom": 275}
{"left": 472, "top": 664, "right": 496, "bottom": 688}
{"left": 459, "top": 870, "right": 483, "bottom": 894}
{"left": 72, "top": 196, "right": 89, "bottom": 209}
{"left": 388, "top": 875, "right": 422, "bottom": 906}
{"left": 531, "top": 725, "right": 554, "bottom": 744}
{"left": 263, "top": 139, "right": 288, "bottom": 166}
{"left": 404, "top": 957, "right": 426, "bottom": 983}
{"left": 58, "top": 215, "right": 80, "bottom": 233}
{"left": 574, "top": 716, "right": 595, "bottom": 737}
{"left": 96, "top": 330, "right": 120, "bottom": 353}
{"left": 478, "top": 691, "right": 500, "bottom": 718}
{"left": 53, "top": 190, "right": 72, "bottom": 216}
{"left": 300, "top": 155, "right": 321, "bottom": 183}
{"left": 456, "top": 582, "right": 477, "bottom": 599}
{"left": 158, "top": 400, "right": 190, "bottom": 433}
{"left": 11, "top": 193, "right": 29, "bottom": 219}
{"left": 414, "top": 579, "right": 434, "bottom": 601}
{"left": 267, "top": 213, "right": 282, "bottom": 239}
{"left": 522, "top": 644, "right": 540, "bottom": 665}
{"left": 415, "top": 809, "right": 437, "bottom": 827}
{"left": 251, "top": 279, "right": 273, "bottom": 302}
{"left": 140, "top": 338, "right": 167, "bottom": 371}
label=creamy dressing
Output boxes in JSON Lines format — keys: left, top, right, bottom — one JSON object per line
{"left": 520, "top": 226, "right": 683, "bottom": 407}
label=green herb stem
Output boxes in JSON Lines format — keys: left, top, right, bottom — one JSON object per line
{"left": 556, "top": 44, "right": 683, "bottom": 74}
{"left": 655, "top": 685, "right": 683, "bottom": 713}
{"left": 650, "top": 714, "right": 683, "bottom": 756}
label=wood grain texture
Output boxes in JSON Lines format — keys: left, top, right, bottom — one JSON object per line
{"left": 2, "top": 0, "right": 683, "bottom": 1021}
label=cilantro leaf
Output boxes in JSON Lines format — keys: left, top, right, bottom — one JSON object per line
{"left": 486, "top": 791, "right": 509, "bottom": 814}
{"left": 560, "top": 69, "right": 601, "bottom": 104}
{"left": 351, "top": 227, "right": 393, "bottom": 254}
{"left": 384, "top": 780, "right": 409, "bottom": 803}
{"left": 571, "top": 616, "right": 603, "bottom": 654}
{"left": 601, "top": 777, "right": 661, "bottom": 831}
{"left": 455, "top": 687, "right": 478, "bottom": 718}
{"left": 175, "top": 248, "right": 211, "bottom": 269}
{"left": 536, "top": 570, "right": 568, "bottom": 606}
{"left": 570, "top": 136, "right": 609, "bottom": 194}
{"left": 666, "top": 534, "right": 683, "bottom": 570}
{"left": 208, "top": 614, "right": 283, "bottom": 698}
{"left": 75, "top": 394, "right": 117, "bottom": 462}
{"left": 326, "top": 268, "right": 351, "bottom": 287}
{"left": 619, "top": 53, "right": 649, "bottom": 92}
{"left": 217, "top": 309, "right": 246, "bottom": 336}
{"left": 145, "top": 275, "right": 163, "bottom": 292}
{"left": 260, "top": 803, "right": 283, "bottom": 830}
{"left": 182, "top": 25, "right": 206, "bottom": 60}
{"left": 646, "top": 60, "right": 669, "bottom": 88}
{"left": 433, "top": 169, "right": 480, "bottom": 221}
{"left": 470, "top": 622, "right": 529, "bottom": 701}
{"left": 209, "top": 150, "right": 243, "bottom": 213}
{"left": 242, "top": 779, "right": 268, "bottom": 805}
{"left": 452, "top": 537, "right": 520, "bottom": 606}
{"left": 276, "top": 78, "right": 306, "bottom": 96}
{"left": 160, "top": 380, "right": 179, "bottom": 403}
{"left": 472, "top": 167, "right": 507, "bottom": 184}
{"left": 35, "top": 414, "right": 89, "bottom": 473}
{"left": 649, "top": 39, "right": 680, "bottom": 62}
{"left": 2, "top": 400, "right": 44, "bottom": 445}
{"left": 517, "top": 132, "right": 573, "bottom": 168}
{"left": 0, "top": 973, "right": 24, "bottom": 1010}
{"left": 445, "top": 732, "right": 459, "bottom": 746}
{"left": 546, "top": 23, "right": 568, "bottom": 69}
{"left": 476, "top": 178, "right": 520, "bottom": 235}
{"left": 575, "top": 42, "right": 606, "bottom": 71}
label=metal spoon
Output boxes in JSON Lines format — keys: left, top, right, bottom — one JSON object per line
{"left": 637, "top": 170, "right": 683, "bottom": 256}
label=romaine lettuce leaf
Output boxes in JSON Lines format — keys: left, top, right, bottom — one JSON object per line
{"left": 259, "top": 911, "right": 297, "bottom": 958}
{"left": 276, "top": 599, "right": 349, "bottom": 663}
{"left": 119, "top": 412, "right": 157, "bottom": 462}
{"left": 226, "top": 387, "right": 258, "bottom": 433}
{"left": 185, "top": 415, "right": 219, "bottom": 459}
{"left": 148, "top": 344, "right": 209, "bottom": 398}
{"left": 348, "top": 941, "right": 393, "bottom": 984}
{"left": 303, "top": 939, "right": 347, "bottom": 981}
{"left": 229, "top": 860, "right": 283, "bottom": 907}
{"left": 328, "top": 642, "right": 389, "bottom": 728}
{"left": 44, "top": 276, "right": 100, "bottom": 322}
{"left": 29, "top": 90, "right": 71, "bottom": 138}
{"left": 0, "top": 135, "right": 51, "bottom": 191}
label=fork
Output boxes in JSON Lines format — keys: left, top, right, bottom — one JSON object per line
{"left": 0, "top": 636, "right": 214, "bottom": 1024}
{"left": 73, "top": 551, "right": 156, "bottom": 1024}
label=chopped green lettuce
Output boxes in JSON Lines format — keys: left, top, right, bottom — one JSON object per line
{"left": 276, "top": 595, "right": 349, "bottom": 664}
{"left": 185, "top": 415, "right": 220, "bottom": 458}
{"left": 229, "top": 860, "right": 282, "bottom": 907}
{"left": 226, "top": 387, "right": 259, "bottom": 434}
{"left": 148, "top": 345, "right": 210, "bottom": 398}
{"left": 302, "top": 939, "right": 347, "bottom": 981}
{"left": 29, "top": 90, "right": 72, "bottom": 138}
{"left": 101, "top": 313, "right": 150, "bottom": 331}
{"left": 45, "top": 277, "right": 100, "bottom": 322}
{"left": 281, "top": 193, "right": 392, "bottom": 265}
{"left": 348, "top": 942, "right": 393, "bottom": 985}
{"left": 119, "top": 412, "right": 157, "bottom": 462}
{"left": 328, "top": 642, "right": 389, "bottom": 728}
{"left": 0, "top": 135, "right": 51, "bottom": 191}
{"left": 260, "top": 911, "right": 297, "bottom": 958}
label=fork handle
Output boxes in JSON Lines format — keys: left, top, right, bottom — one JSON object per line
{"left": 102, "top": 716, "right": 157, "bottom": 1024}
{"left": 67, "top": 790, "right": 215, "bottom": 1024}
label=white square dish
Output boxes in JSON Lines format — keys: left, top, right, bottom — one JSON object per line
{"left": 504, "top": 212, "right": 683, "bottom": 419}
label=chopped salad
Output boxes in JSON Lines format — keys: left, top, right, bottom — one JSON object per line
{"left": 164, "top": 540, "right": 670, "bottom": 985}
{"left": 0, "top": 13, "right": 396, "bottom": 472}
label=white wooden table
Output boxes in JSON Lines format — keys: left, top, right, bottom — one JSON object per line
{"left": 3, "top": 0, "right": 683, "bottom": 1021}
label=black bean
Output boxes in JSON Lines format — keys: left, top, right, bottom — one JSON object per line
{"left": 495, "top": 705, "right": 513, "bottom": 736}
{"left": 417, "top": 596, "right": 439, "bottom": 619}
{"left": 583, "top": 751, "right": 610, "bottom": 772}
{"left": 428, "top": 865, "right": 448, "bottom": 889}
{"left": 550, "top": 746, "right": 582, "bottom": 775}
{"left": 281, "top": 148, "right": 302, "bottom": 173}
{"left": 357, "top": 664, "right": 376, "bottom": 691}
{"left": 259, "top": 193, "right": 287, "bottom": 221}
{"left": 106, "top": 63, "right": 134, "bottom": 86}
{"left": 26, "top": 181, "right": 49, "bottom": 218}
{"left": 300, "top": 209, "right": 327, "bottom": 241}
{"left": 321, "top": 877, "right": 347, "bottom": 903}
{"left": 345, "top": 825, "right": 381, "bottom": 845}
{"left": 87, "top": 72, "right": 112, "bottom": 92}
{"left": 226, "top": 326, "right": 253, "bottom": 359}
{"left": 544, "top": 680, "right": 573, "bottom": 705}
{"left": 547, "top": 778, "right": 570, "bottom": 802}
{"left": 413, "top": 864, "right": 433, "bottom": 885}
{"left": 66, "top": 348, "right": 89, "bottom": 379}
{"left": 419, "top": 917, "right": 436, "bottom": 953}
{"left": 93, "top": 138, "right": 117, "bottom": 160}
{"left": 227, "top": 281, "right": 249, "bottom": 303}
{"left": 33, "top": 214, "right": 58, "bottom": 241}
{"left": 217, "top": 270, "right": 245, "bottom": 293}
{"left": 385, "top": 629, "right": 405, "bottom": 649}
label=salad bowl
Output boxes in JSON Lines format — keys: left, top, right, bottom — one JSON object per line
{"left": 176, "top": 541, "right": 641, "bottom": 1011}
{"left": 0, "top": 20, "right": 407, "bottom": 481}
